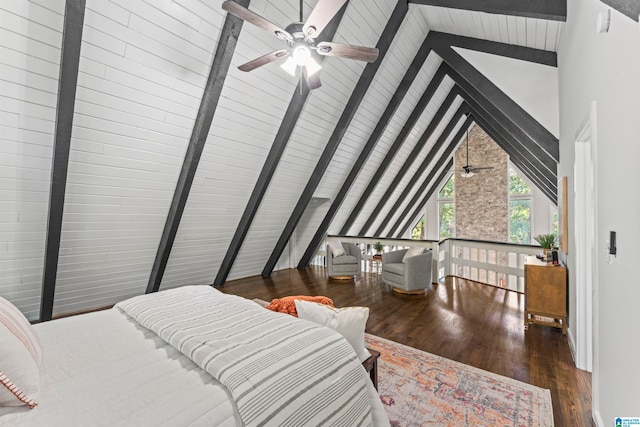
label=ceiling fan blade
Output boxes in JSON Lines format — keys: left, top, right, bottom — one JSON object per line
{"left": 222, "top": 1, "right": 291, "bottom": 41}
{"left": 470, "top": 166, "right": 494, "bottom": 171}
{"left": 303, "top": 66, "right": 322, "bottom": 90}
{"left": 238, "top": 50, "right": 289, "bottom": 72}
{"left": 316, "top": 42, "right": 379, "bottom": 63}
{"left": 302, "top": 0, "right": 348, "bottom": 38}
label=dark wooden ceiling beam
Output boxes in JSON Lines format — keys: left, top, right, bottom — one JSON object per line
{"left": 297, "top": 61, "right": 446, "bottom": 269}
{"left": 394, "top": 158, "right": 454, "bottom": 239}
{"left": 431, "top": 31, "right": 557, "bottom": 66}
{"left": 260, "top": 1, "right": 409, "bottom": 277}
{"left": 357, "top": 87, "right": 462, "bottom": 236}
{"left": 40, "top": 0, "right": 86, "bottom": 322}
{"left": 441, "top": 64, "right": 557, "bottom": 177}
{"left": 386, "top": 115, "right": 473, "bottom": 237}
{"left": 463, "top": 96, "right": 557, "bottom": 197}
{"left": 601, "top": 0, "right": 640, "bottom": 22}
{"left": 409, "top": 0, "right": 567, "bottom": 21}
{"left": 338, "top": 63, "right": 450, "bottom": 236}
{"left": 146, "top": 0, "right": 250, "bottom": 293}
{"left": 374, "top": 105, "right": 469, "bottom": 236}
{"left": 433, "top": 40, "right": 560, "bottom": 162}
{"left": 214, "top": 4, "right": 348, "bottom": 285}
{"left": 471, "top": 111, "right": 557, "bottom": 202}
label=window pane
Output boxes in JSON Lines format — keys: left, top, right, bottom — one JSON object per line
{"left": 509, "top": 199, "right": 531, "bottom": 244}
{"left": 438, "top": 175, "right": 455, "bottom": 198}
{"left": 509, "top": 168, "right": 531, "bottom": 195}
{"left": 412, "top": 216, "right": 424, "bottom": 240}
{"left": 439, "top": 202, "right": 455, "bottom": 239}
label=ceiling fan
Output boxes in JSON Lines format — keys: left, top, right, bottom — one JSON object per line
{"left": 453, "top": 129, "right": 494, "bottom": 178}
{"left": 222, "top": 0, "right": 379, "bottom": 89}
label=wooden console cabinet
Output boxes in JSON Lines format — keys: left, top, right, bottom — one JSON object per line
{"left": 524, "top": 256, "right": 567, "bottom": 334}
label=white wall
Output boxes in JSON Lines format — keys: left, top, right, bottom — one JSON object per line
{"left": 558, "top": 0, "right": 640, "bottom": 423}
{"left": 456, "top": 47, "right": 560, "bottom": 138}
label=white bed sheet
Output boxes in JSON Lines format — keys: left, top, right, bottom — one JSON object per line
{"left": 0, "top": 309, "right": 241, "bottom": 427}
{"left": 0, "top": 305, "right": 389, "bottom": 427}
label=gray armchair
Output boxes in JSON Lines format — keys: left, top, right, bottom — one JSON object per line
{"left": 326, "top": 242, "right": 361, "bottom": 279}
{"left": 382, "top": 248, "right": 433, "bottom": 294}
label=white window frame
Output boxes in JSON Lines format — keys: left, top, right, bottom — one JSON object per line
{"left": 437, "top": 173, "right": 455, "bottom": 239}
{"left": 508, "top": 164, "right": 533, "bottom": 244}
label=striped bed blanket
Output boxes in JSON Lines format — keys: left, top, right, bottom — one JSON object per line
{"left": 116, "top": 286, "right": 373, "bottom": 426}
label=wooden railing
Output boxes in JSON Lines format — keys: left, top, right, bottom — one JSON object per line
{"left": 314, "top": 236, "right": 542, "bottom": 293}
{"left": 439, "top": 238, "right": 540, "bottom": 292}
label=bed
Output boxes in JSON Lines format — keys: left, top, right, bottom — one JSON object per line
{"left": 0, "top": 286, "right": 389, "bottom": 426}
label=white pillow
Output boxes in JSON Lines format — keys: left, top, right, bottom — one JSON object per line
{"left": 326, "top": 241, "right": 346, "bottom": 257}
{"left": 0, "top": 297, "right": 42, "bottom": 409}
{"left": 295, "top": 299, "right": 370, "bottom": 363}
{"left": 402, "top": 247, "right": 425, "bottom": 263}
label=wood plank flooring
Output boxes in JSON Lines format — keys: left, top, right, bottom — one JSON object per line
{"left": 219, "top": 266, "right": 594, "bottom": 427}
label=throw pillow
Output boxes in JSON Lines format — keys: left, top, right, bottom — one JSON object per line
{"left": 0, "top": 297, "right": 42, "bottom": 409}
{"left": 326, "top": 241, "right": 346, "bottom": 257}
{"left": 402, "top": 247, "right": 425, "bottom": 263}
{"left": 295, "top": 299, "right": 370, "bottom": 363}
{"left": 266, "top": 295, "right": 334, "bottom": 317}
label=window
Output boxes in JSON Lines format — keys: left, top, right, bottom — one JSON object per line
{"left": 438, "top": 175, "right": 455, "bottom": 239}
{"left": 509, "top": 167, "right": 532, "bottom": 244}
{"left": 411, "top": 216, "right": 424, "bottom": 240}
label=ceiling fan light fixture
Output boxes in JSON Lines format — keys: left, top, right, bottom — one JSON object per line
{"left": 292, "top": 45, "right": 311, "bottom": 65}
{"left": 305, "top": 57, "right": 322, "bottom": 76}
{"left": 461, "top": 170, "right": 475, "bottom": 178}
{"left": 280, "top": 56, "right": 298, "bottom": 76}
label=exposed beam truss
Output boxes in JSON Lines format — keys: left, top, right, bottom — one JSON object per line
{"left": 432, "top": 36, "right": 560, "bottom": 162}
{"left": 384, "top": 114, "right": 473, "bottom": 237}
{"left": 431, "top": 32, "right": 557, "bottom": 66}
{"left": 473, "top": 114, "right": 557, "bottom": 203}
{"left": 41, "top": 0, "right": 86, "bottom": 322}
{"left": 409, "top": 0, "right": 567, "bottom": 21}
{"left": 214, "top": 4, "right": 348, "bottom": 284}
{"left": 357, "top": 88, "right": 462, "bottom": 235}
{"left": 338, "top": 66, "right": 452, "bottom": 236}
{"left": 395, "top": 158, "right": 454, "bottom": 239}
{"left": 260, "top": 1, "right": 409, "bottom": 277}
{"left": 374, "top": 105, "right": 469, "bottom": 236}
{"left": 601, "top": 0, "right": 640, "bottom": 22}
{"left": 147, "top": 0, "right": 250, "bottom": 293}
{"left": 441, "top": 63, "right": 557, "bottom": 176}
{"left": 297, "top": 62, "right": 447, "bottom": 269}
{"left": 462, "top": 95, "right": 556, "bottom": 190}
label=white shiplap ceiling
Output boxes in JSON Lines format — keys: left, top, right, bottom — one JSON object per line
{"left": 1, "top": 0, "right": 563, "bottom": 318}
{"left": 417, "top": 5, "right": 563, "bottom": 51}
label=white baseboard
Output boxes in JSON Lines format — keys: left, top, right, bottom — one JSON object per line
{"left": 567, "top": 327, "right": 577, "bottom": 364}
{"left": 594, "top": 409, "right": 604, "bottom": 427}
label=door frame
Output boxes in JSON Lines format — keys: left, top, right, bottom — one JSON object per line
{"left": 572, "top": 101, "right": 598, "bottom": 373}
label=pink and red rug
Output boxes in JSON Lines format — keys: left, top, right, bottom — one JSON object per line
{"left": 365, "top": 334, "right": 554, "bottom": 427}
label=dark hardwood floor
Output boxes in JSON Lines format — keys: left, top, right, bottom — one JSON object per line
{"left": 219, "top": 266, "right": 594, "bottom": 427}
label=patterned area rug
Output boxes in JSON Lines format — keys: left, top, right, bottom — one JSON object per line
{"left": 365, "top": 334, "right": 554, "bottom": 427}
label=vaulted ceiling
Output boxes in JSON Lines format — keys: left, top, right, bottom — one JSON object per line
{"left": 2, "top": 0, "right": 568, "bottom": 320}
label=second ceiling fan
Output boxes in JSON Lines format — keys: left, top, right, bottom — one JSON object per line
{"left": 222, "top": 0, "right": 379, "bottom": 89}
{"left": 453, "top": 129, "right": 494, "bottom": 178}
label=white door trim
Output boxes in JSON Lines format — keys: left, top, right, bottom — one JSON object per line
{"left": 573, "top": 101, "right": 598, "bottom": 376}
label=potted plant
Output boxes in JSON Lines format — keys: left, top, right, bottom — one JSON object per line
{"left": 373, "top": 241, "right": 383, "bottom": 255}
{"left": 534, "top": 233, "right": 556, "bottom": 254}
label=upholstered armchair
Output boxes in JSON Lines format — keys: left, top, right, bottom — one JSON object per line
{"left": 381, "top": 248, "right": 433, "bottom": 294}
{"left": 326, "top": 242, "right": 361, "bottom": 279}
